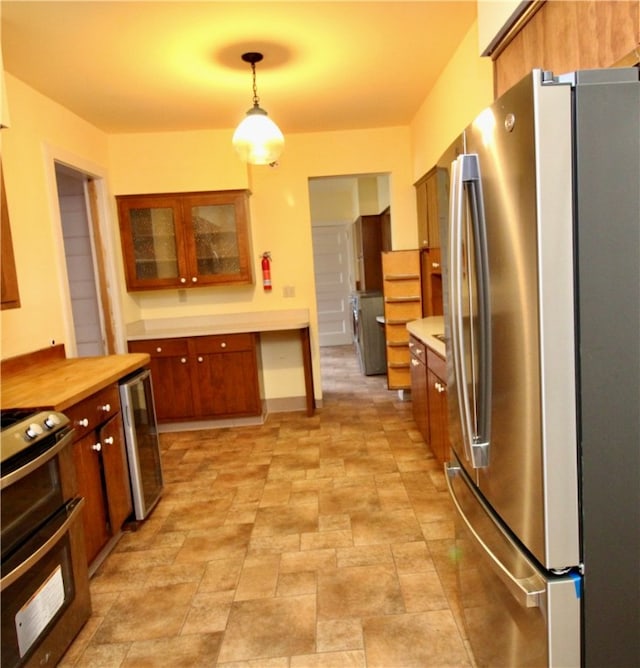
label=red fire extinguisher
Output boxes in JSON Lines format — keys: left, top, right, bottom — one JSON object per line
{"left": 261, "top": 252, "right": 272, "bottom": 291}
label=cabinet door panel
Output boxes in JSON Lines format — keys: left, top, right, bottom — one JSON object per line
{"left": 149, "top": 355, "right": 195, "bottom": 421}
{"left": 197, "top": 350, "right": 260, "bottom": 418}
{"left": 182, "top": 192, "right": 252, "bottom": 286}
{"left": 427, "top": 366, "right": 449, "bottom": 465}
{"left": 73, "top": 432, "right": 110, "bottom": 565}
{"left": 100, "top": 413, "right": 133, "bottom": 532}
{"left": 410, "top": 355, "right": 429, "bottom": 442}
{"left": 118, "top": 196, "right": 185, "bottom": 289}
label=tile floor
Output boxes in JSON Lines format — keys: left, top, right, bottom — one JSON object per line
{"left": 61, "top": 345, "right": 474, "bottom": 667}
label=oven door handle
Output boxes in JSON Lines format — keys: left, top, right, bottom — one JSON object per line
{"left": 0, "top": 429, "right": 75, "bottom": 490}
{"left": 1, "top": 497, "right": 85, "bottom": 591}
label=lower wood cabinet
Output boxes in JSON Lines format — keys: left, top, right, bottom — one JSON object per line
{"left": 66, "top": 385, "right": 133, "bottom": 567}
{"left": 128, "top": 333, "right": 261, "bottom": 422}
{"left": 409, "top": 335, "right": 429, "bottom": 442}
{"left": 426, "top": 347, "right": 449, "bottom": 465}
{"left": 409, "top": 335, "right": 449, "bottom": 465}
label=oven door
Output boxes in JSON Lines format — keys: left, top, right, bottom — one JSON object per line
{"left": 1, "top": 497, "right": 91, "bottom": 668}
{"left": 1, "top": 428, "right": 77, "bottom": 561}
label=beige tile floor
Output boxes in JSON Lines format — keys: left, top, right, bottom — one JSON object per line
{"left": 61, "top": 345, "right": 474, "bottom": 667}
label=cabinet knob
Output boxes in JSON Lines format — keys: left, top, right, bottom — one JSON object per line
{"left": 101, "top": 403, "right": 111, "bottom": 412}
{"left": 411, "top": 358, "right": 419, "bottom": 367}
{"left": 191, "top": 277, "right": 198, "bottom": 283}
{"left": 156, "top": 346, "right": 162, "bottom": 353}
{"left": 92, "top": 442, "right": 102, "bottom": 452}
{"left": 197, "top": 356, "right": 204, "bottom": 363}
{"left": 220, "top": 342, "right": 227, "bottom": 348}
{"left": 103, "top": 436, "right": 114, "bottom": 445}
{"left": 77, "top": 418, "right": 89, "bottom": 428}
{"left": 180, "top": 277, "right": 187, "bottom": 284}
{"left": 181, "top": 357, "right": 187, "bottom": 363}
{"left": 432, "top": 262, "right": 440, "bottom": 269}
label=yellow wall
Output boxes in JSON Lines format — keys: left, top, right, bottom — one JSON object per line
{"left": 410, "top": 21, "right": 493, "bottom": 181}
{"left": 108, "top": 125, "right": 413, "bottom": 400}
{"left": 1, "top": 74, "right": 111, "bottom": 357}
{"left": 1, "top": 19, "right": 491, "bottom": 405}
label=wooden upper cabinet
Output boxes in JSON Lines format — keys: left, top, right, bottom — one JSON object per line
{"left": 493, "top": 0, "right": 640, "bottom": 98}
{"left": 117, "top": 189, "right": 253, "bottom": 291}
{"left": 414, "top": 166, "right": 447, "bottom": 249}
{"left": 1, "top": 161, "right": 20, "bottom": 310}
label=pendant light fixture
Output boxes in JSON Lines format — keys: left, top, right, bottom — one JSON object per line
{"left": 232, "top": 52, "right": 284, "bottom": 165}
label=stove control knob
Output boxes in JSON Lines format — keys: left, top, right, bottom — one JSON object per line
{"left": 25, "top": 423, "right": 44, "bottom": 440}
{"left": 44, "top": 413, "right": 61, "bottom": 429}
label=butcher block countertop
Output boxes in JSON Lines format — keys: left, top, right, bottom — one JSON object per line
{"left": 1, "top": 352, "right": 149, "bottom": 411}
{"left": 406, "top": 316, "right": 446, "bottom": 358}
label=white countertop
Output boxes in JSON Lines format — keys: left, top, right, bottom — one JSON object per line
{"left": 126, "top": 309, "right": 310, "bottom": 340}
{"left": 406, "top": 316, "right": 446, "bottom": 358}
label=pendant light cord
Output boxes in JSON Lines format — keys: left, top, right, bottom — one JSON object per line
{"left": 251, "top": 63, "right": 260, "bottom": 108}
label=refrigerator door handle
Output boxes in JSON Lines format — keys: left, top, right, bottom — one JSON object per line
{"left": 446, "top": 463, "right": 544, "bottom": 609}
{"left": 449, "top": 156, "right": 474, "bottom": 464}
{"left": 449, "top": 154, "right": 492, "bottom": 468}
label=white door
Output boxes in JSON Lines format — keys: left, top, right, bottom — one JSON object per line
{"left": 312, "top": 224, "right": 353, "bottom": 346}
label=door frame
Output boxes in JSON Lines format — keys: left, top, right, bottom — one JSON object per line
{"left": 43, "top": 144, "right": 125, "bottom": 355}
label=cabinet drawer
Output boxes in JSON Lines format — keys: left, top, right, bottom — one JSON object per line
{"left": 128, "top": 338, "right": 189, "bottom": 357}
{"left": 408, "top": 335, "right": 426, "bottom": 362}
{"left": 66, "top": 385, "right": 120, "bottom": 441}
{"left": 426, "top": 347, "right": 446, "bottom": 379}
{"left": 193, "top": 333, "right": 256, "bottom": 354}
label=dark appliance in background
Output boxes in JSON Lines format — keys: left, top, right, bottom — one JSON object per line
{"left": 444, "top": 68, "right": 639, "bottom": 666}
{"left": 119, "top": 369, "right": 164, "bottom": 521}
{"left": 350, "top": 291, "right": 386, "bottom": 375}
{"left": 1, "top": 410, "right": 91, "bottom": 668}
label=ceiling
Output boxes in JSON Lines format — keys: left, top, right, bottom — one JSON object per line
{"left": 1, "top": 1, "right": 477, "bottom": 135}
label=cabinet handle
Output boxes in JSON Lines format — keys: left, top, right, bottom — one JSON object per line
{"left": 77, "top": 418, "right": 89, "bottom": 428}
{"left": 220, "top": 342, "right": 227, "bottom": 348}
{"left": 103, "top": 436, "right": 114, "bottom": 445}
{"left": 101, "top": 403, "right": 111, "bottom": 412}
{"left": 191, "top": 277, "right": 198, "bottom": 283}
{"left": 91, "top": 442, "right": 102, "bottom": 452}
{"left": 156, "top": 347, "right": 162, "bottom": 353}
{"left": 197, "top": 356, "right": 204, "bottom": 363}
{"left": 180, "top": 277, "right": 187, "bottom": 284}
{"left": 432, "top": 262, "right": 440, "bottom": 269}
{"left": 181, "top": 357, "right": 187, "bottom": 364}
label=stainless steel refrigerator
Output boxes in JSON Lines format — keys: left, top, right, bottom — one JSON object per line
{"left": 443, "top": 68, "right": 639, "bottom": 667}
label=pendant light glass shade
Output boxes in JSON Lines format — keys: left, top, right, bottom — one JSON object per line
{"left": 233, "top": 52, "right": 284, "bottom": 165}
{"left": 232, "top": 105, "right": 284, "bottom": 165}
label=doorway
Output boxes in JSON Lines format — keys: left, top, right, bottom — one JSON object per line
{"left": 308, "top": 173, "right": 390, "bottom": 349}
{"left": 54, "top": 163, "right": 114, "bottom": 357}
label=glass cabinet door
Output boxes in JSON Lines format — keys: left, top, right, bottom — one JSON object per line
{"left": 183, "top": 191, "right": 251, "bottom": 285}
{"left": 189, "top": 203, "right": 241, "bottom": 276}
{"left": 130, "top": 205, "right": 179, "bottom": 280}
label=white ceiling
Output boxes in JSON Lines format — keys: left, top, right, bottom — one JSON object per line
{"left": 1, "top": 1, "right": 477, "bottom": 135}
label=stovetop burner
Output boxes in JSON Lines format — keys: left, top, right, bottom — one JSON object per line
{"left": 0, "top": 408, "right": 38, "bottom": 430}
